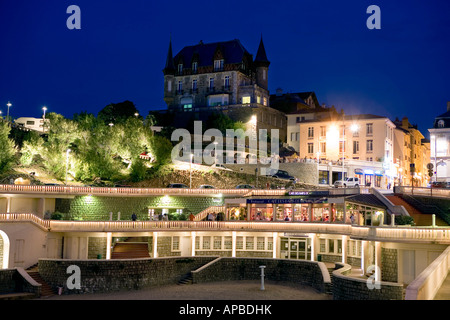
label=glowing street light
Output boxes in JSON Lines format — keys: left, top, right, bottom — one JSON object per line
{"left": 6, "top": 101, "right": 12, "bottom": 122}
{"left": 42, "top": 106, "right": 47, "bottom": 132}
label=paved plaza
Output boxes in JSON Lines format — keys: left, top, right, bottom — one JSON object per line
{"left": 38, "top": 280, "right": 332, "bottom": 300}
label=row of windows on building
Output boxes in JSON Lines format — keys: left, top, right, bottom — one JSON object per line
{"left": 177, "top": 59, "right": 225, "bottom": 75}
{"left": 171, "top": 235, "right": 362, "bottom": 257}
{"left": 302, "top": 140, "right": 375, "bottom": 155}
{"left": 303, "top": 123, "right": 375, "bottom": 139}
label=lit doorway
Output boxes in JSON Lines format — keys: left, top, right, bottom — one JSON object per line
{"left": 280, "top": 237, "right": 310, "bottom": 260}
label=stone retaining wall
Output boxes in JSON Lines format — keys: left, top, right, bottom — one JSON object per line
{"left": 38, "top": 256, "right": 217, "bottom": 294}
{"left": 192, "top": 257, "right": 330, "bottom": 293}
{"left": 332, "top": 263, "right": 403, "bottom": 300}
{"left": 226, "top": 162, "right": 317, "bottom": 185}
{"left": 0, "top": 268, "right": 41, "bottom": 297}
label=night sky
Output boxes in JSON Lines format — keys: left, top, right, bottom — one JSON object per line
{"left": 1, "top": 0, "right": 449, "bottom": 138}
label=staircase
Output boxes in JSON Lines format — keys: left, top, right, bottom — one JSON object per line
{"left": 385, "top": 195, "right": 439, "bottom": 226}
{"left": 177, "top": 272, "right": 193, "bottom": 285}
{"left": 26, "top": 271, "right": 55, "bottom": 297}
{"left": 111, "top": 241, "right": 150, "bottom": 259}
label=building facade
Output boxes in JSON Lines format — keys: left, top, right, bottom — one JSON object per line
{"left": 428, "top": 102, "right": 450, "bottom": 182}
{"left": 393, "top": 117, "right": 430, "bottom": 187}
{"left": 287, "top": 112, "right": 395, "bottom": 187}
{"left": 162, "top": 37, "right": 287, "bottom": 141}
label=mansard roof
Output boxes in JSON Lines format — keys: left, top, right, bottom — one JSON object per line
{"left": 173, "top": 39, "right": 252, "bottom": 67}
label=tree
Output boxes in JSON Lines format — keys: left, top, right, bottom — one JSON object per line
{"left": 40, "top": 113, "right": 81, "bottom": 180}
{"left": 97, "top": 100, "right": 140, "bottom": 125}
{"left": 0, "top": 122, "right": 17, "bottom": 173}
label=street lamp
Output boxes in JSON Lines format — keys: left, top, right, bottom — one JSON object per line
{"left": 6, "top": 101, "right": 12, "bottom": 122}
{"left": 65, "top": 149, "right": 71, "bottom": 185}
{"left": 189, "top": 153, "right": 194, "bottom": 188}
{"left": 42, "top": 106, "right": 47, "bottom": 132}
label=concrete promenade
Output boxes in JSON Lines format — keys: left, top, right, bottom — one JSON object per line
{"left": 38, "top": 280, "right": 332, "bottom": 300}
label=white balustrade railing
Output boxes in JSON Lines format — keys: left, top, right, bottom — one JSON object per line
{"left": 2, "top": 213, "right": 450, "bottom": 243}
{"left": 0, "top": 184, "right": 250, "bottom": 196}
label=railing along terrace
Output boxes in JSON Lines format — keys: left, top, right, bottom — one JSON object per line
{"left": 2, "top": 213, "right": 450, "bottom": 243}
{"left": 0, "top": 184, "right": 250, "bottom": 196}
{"left": 396, "top": 186, "right": 450, "bottom": 198}
{"left": 0, "top": 184, "right": 364, "bottom": 197}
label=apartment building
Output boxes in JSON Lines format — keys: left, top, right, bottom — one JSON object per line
{"left": 287, "top": 111, "right": 395, "bottom": 187}
{"left": 393, "top": 117, "right": 431, "bottom": 187}
{"left": 429, "top": 102, "right": 450, "bottom": 182}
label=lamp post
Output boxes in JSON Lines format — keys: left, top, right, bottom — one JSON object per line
{"left": 65, "top": 149, "right": 71, "bottom": 185}
{"left": 6, "top": 101, "right": 12, "bottom": 122}
{"left": 42, "top": 106, "right": 47, "bottom": 132}
{"left": 190, "top": 153, "right": 194, "bottom": 188}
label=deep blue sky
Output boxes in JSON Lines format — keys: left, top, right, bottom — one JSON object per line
{"left": 1, "top": 0, "right": 449, "bottom": 138}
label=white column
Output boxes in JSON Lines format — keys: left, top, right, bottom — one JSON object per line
{"left": 361, "top": 240, "right": 368, "bottom": 275}
{"left": 106, "top": 232, "right": 112, "bottom": 260}
{"left": 341, "top": 235, "right": 348, "bottom": 264}
{"left": 153, "top": 232, "right": 158, "bottom": 258}
{"left": 191, "top": 232, "right": 196, "bottom": 257}
{"left": 272, "top": 232, "right": 277, "bottom": 259}
{"left": 309, "top": 233, "right": 316, "bottom": 261}
{"left": 232, "top": 231, "right": 236, "bottom": 257}
{"left": 374, "top": 241, "right": 381, "bottom": 282}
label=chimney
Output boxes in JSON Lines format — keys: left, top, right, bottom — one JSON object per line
{"left": 402, "top": 117, "right": 409, "bottom": 129}
{"left": 447, "top": 101, "right": 450, "bottom": 111}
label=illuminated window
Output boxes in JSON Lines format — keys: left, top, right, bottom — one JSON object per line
{"left": 224, "top": 236, "right": 232, "bottom": 250}
{"left": 242, "top": 96, "right": 251, "bottom": 104}
{"left": 246, "top": 237, "right": 254, "bottom": 250}
{"left": 236, "top": 236, "right": 244, "bottom": 250}
{"left": 172, "top": 236, "right": 180, "bottom": 251}
{"left": 257, "top": 237, "right": 265, "bottom": 250}
{"left": 213, "top": 236, "right": 222, "bottom": 250}
{"left": 202, "top": 236, "right": 211, "bottom": 250}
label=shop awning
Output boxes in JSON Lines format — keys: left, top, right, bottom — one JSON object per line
{"left": 354, "top": 168, "right": 364, "bottom": 175}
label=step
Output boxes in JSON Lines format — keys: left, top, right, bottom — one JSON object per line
{"left": 27, "top": 271, "right": 55, "bottom": 297}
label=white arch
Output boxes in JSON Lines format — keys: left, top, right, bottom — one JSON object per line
{"left": 0, "top": 230, "right": 10, "bottom": 269}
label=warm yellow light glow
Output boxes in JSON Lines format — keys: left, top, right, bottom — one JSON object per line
{"left": 350, "top": 124, "right": 359, "bottom": 132}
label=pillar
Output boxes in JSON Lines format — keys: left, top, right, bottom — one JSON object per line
{"left": 6, "top": 197, "right": 11, "bottom": 213}
{"left": 153, "top": 232, "right": 158, "bottom": 258}
{"left": 106, "top": 232, "right": 112, "bottom": 260}
{"left": 361, "top": 240, "right": 369, "bottom": 275}
{"left": 272, "top": 232, "right": 277, "bottom": 259}
{"left": 374, "top": 241, "right": 381, "bottom": 282}
{"left": 309, "top": 233, "right": 317, "bottom": 261}
{"left": 191, "top": 232, "right": 196, "bottom": 256}
{"left": 232, "top": 231, "right": 236, "bottom": 257}
{"left": 341, "top": 235, "right": 348, "bottom": 264}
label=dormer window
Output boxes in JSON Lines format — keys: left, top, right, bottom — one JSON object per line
{"left": 214, "top": 59, "right": 224, "bottom": 71}
{"left": 177, "top": 64, "right": 183, "bottom": 74}
{"left": 438, "top": 120, "right": 445, "bottom": 128}
{"left": 192, "top": 62, "right": 198, "bottom": 73}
